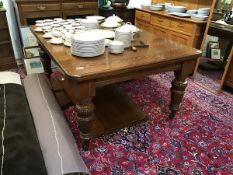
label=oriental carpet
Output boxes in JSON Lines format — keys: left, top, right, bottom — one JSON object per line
{"left": 64, "top": 72, "right": 233, "bottom": 175}
{"left": 15, "top": 66, "right": 233, "bottom": 175}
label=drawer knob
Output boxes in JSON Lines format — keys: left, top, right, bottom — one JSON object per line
{"left": 77, "top": 4, "right": 84, "bottom": 9}
{"left": 37, "top": 5, "right": 46, "bottom": 11}
{"left": 158, "top": 19, "right": 163, "bottom": 22}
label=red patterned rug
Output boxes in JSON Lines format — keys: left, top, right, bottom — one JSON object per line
{"left": 14, "top": 66, "right": 233, "bottom": 174}
{"left": 63, "top": 72, "right": 233, "bottom": 175}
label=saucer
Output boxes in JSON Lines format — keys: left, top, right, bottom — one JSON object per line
{"left": 64, "top": 42, "right": 71, "bottom": 47}
{"left": 43, "top": 33, "right": 52, "bottom": 39}
{"left": 49, "top": 39, "right": 63, "bottom": 45}
{"left": 35, "top": 28, "right": 43, "bottom": 32}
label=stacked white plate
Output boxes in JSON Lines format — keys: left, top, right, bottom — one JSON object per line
{"left": 149, "top": 5, "right": 163, "bottom": 11}
{"left": 71, "top": 32, "right": 105, "bottom": 57}
{"left": 86, "top": 16, "right": 105, "bottom": 21}
{"left": 80, "top": 19, "right": 99, "bottom": 30}
{"left": 168, "top": 6, "right": 186, "bottom": 13}
{"left": 191, "top": 14, "right": 208, "bottom": 21}
{"left": 198, "top": 8, "right": 210, "bottom": 16}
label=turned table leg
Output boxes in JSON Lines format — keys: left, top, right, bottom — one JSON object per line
{"left": 39, "top": 47, "right": 52, "bottom": 78}
{"left": 76, "top": 98, "right": 94, "bottom": 150}
{"left": 68, "top": 82, "right": 96, "bottom": 150}
{"left": 169, "top": 70, "right": 188, "bottom": 119}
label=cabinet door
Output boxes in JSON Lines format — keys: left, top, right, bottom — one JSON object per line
{"left": 169, "top": 31, "right": 192, "bottom": 46}
{"left": 151, "top": 25, "right": 168, "bottom": 38}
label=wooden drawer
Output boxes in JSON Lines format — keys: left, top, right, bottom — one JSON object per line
{"left": 151, "top": 25, "right": 169, "bottom": 38}
{"left": 0, "top": 29, "right": 10, "bottom": 42}
{"left": 171, "top": 19, "right": 193, "bottom": 34}
{"left": 0, "top": 14, "right": 7, "bottom": 28}
{"left": 62, "top": 2, "right": 97, "bottom": 11}
{"left": 136, "top": 10, "right": 151, "bottom": 23}
{"left": 169, "top": 31, "right": 192, "bottom": 46}
{"left": 21, "top": 3, "right": 61, "bottom": 12}
{"left": 151, "top": 15, "right": 170, "bottom": 28}
{"left": 136, "top": 20, "right": 152, "bottom": 32}
{"left": 0, "top": 43, "right": 14, "bottom": 59}
{"left": 0, "top": 57, "right": 15, "bottom": 65}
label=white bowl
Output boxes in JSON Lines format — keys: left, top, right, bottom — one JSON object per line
{"left": 86, "top": 16, "right": 105, "bottom": 21}
{"left": 168, "top": 6, "right": 186, "bottom": 13}
{"left": 187, "top": 9, "right": 198, "bottom": 15}
{"left": 101, "top": 21, "right": 121, "bottom": 28}
{"left": 43, "top": 33, "right": 52, "bottom": 39}
{"left": 191, "top": 14, "right": 208, "bottom": 21}
{"left": 198, "top": 8, "right": 210, "bottom": 12}
{"left": 141, "top": 4, "right": 150, "bottom": 9}
{"left": 105, "top": 15, "right": 123, "bottom": 23}
{"left": 49, "top": 38, "right": 63, "bottom": 45}
{"left": 150, "top": 5, "right": 163, "bottom": 11}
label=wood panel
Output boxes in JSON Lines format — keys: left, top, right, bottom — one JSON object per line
{"left": 21, "top": 3, "right": 61, "bottom": 12}
{"left": 169, "top": 31, "right": 192, "bottom": 46}
{"left": 151, "top": 25, "right": 169, "bottom": 38}
{"left": 151, "top": 15, "right": 171, "bottom": 28}
{"left": 171, "top": 19, "right": 194, "bottom": 34}
{"left": 135, "top": 10, "right": 151, "bottom": 23}
{"left": 135, "top": 20, "right": 152, "bottom": 32}
{"left": 62, "top": 2, "right": 97, "bottom": 10}
{"left": 0, "top": 9, "right": 17, "bottom": 70}
{"left": 15, "top": 0, "right": 98, "bottom": 26}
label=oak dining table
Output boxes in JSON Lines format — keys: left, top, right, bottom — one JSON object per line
{"left": 31, "top": 26, "right": 201, "bottom": 150}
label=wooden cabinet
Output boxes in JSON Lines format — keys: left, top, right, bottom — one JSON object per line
{"left": 151, "top": 15, "right": 170, "bottom": 28}
{"left": 62, "top": 1, "right": 98, "bottom": 18}
{"left": 0, "top": 9, "right": 17, "bottom": 71}
{"left": 99, "top": 7, "right": 135, "bottom": 24}
{"left": 171, "top": 19, "right": 193, "bottom": 34}
{"left": 15, "top": 0, "right": 98, "bottom": 26}
{"left": 135, "top": 10, "right": 151, "bottom": 23}
{"left": 135, "top": 9, "right": 206, "bottom": 49}
{"left": 151, "top": 25, "right": 168, "bottom": 38}
{"left": 169, "top": 31, "right": 192, "bottom": 46}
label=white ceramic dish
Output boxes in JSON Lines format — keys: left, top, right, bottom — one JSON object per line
{"left": 105, "top": 15, "right": 123, "bottom": 23}
{"left": 86, "top": 16, "right": 105, "bottom": 21}
{"left": 36, "top": 20, "right": 44, "bottom": 24}
{"left": 149, "top": 5, "right": 163, "bottom": 11}
{"left": 64, "top": 42, "right": 71, "bottom": 47}
{"left": 35, "top": 27, "right": 43, "bottom": 32}
{"left": 141, "top": 4, "right": 150, "bottom": 9}
{"left": 187, "top": 9, "right": 198, "bottom": 15}
{"left": 168, "top": 6, "right": 186, "bottom": 13}
{"left": 101, "top": 21, "right": 121, "bottom": 28}
{"left": 43, "top": 33, "right": 52, "bottom": 39}
{"left": 49, "top": 38, "right": 63, "bottom": 45}
{"left": 169, "top": 12, "right": 190, "bottom": 18}
{"left": 191, "top": 14, "right": 208, "bottom": 21}
{"left": 117, "top": 23, "right": 139, "bottom": 33}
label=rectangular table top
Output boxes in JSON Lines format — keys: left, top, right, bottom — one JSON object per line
{"left": 31, "top": 26, "right": 201, "bottom": 81}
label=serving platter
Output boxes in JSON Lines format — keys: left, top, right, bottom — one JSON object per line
{"left": 168, "top": 12, "right": 191, "bottom": 18}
